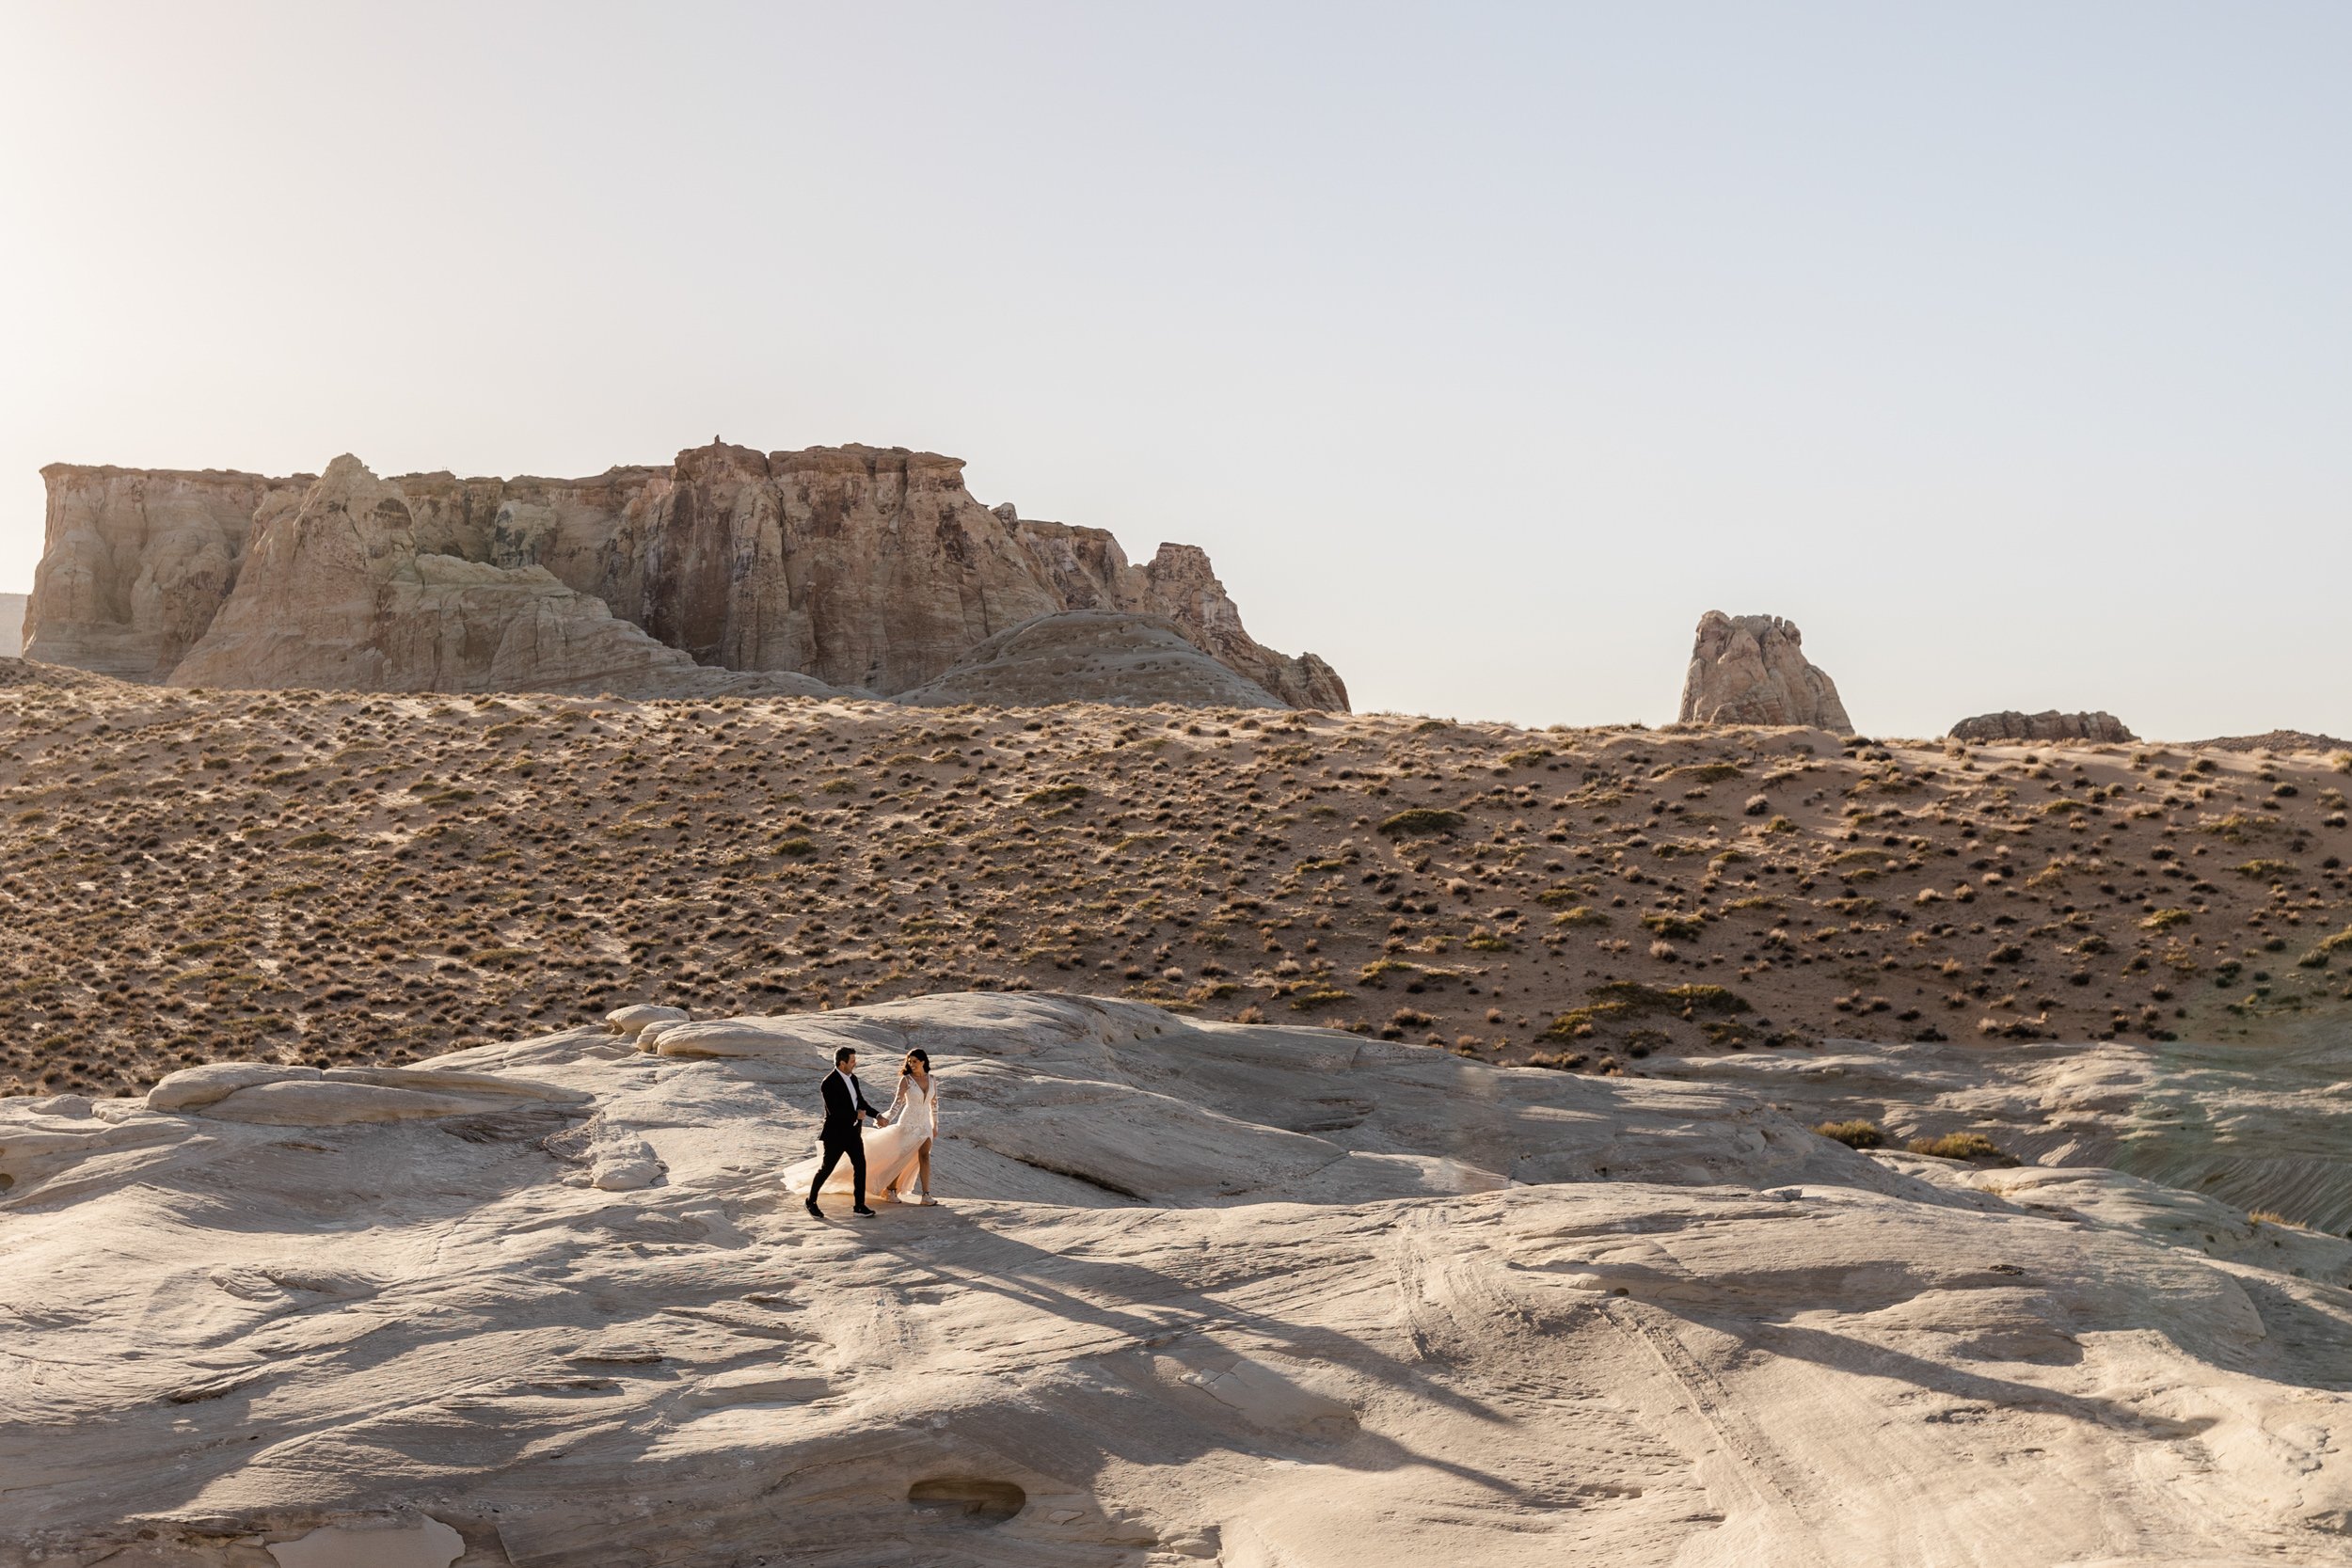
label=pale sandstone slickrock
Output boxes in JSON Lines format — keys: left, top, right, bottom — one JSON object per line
{"left": 1677, "top": 610, "right": 1854, "bottom": 733}
{"left": 0, "top": 593, "right": 24, "bottom": 658}
{"left": 26, "top": 444, "right": 1343, "bottom": 708}
{"left": 3, "top": 992, "right": 2346, "bottom": 1568}
{"left": 1949, "top": 709, "right": 2137, "bottom": 744}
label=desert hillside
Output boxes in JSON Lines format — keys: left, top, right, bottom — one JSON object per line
{"left": 4, "top": 658, "right": 2347, "bottom": 1105}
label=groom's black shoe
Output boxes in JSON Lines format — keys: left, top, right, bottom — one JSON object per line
{"left": 852, "top": 1205, "right": 878, "bottom": 1217}
{"left": 804, "top": 1198, "right": 824, "bottom": 1219}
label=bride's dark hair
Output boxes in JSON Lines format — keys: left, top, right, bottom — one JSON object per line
{"left": 900, "top": 1048, "right": 930, "bottom": 1078}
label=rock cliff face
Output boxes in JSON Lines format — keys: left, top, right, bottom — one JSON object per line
{"left": 0, "top": 594, "right": 23, "bottom": 658}
{"left": 26, "top": 443, "right": 1344, "bottom": 708}
{"left": 25, "top": 466, "right": 296, "bottom": 679}
{"left": 1948, "top": 709, "right": 2136, "bottom": 745}
{"left": 1677, "top": 610, "right": 1852, "bottom": 733}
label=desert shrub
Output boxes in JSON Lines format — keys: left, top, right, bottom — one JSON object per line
{"left": 1815, "top": 1118, "right": 1884, "bottom": 1149}
{"left": 1659, "top": 762, "right": 1742, "bottom": 784}
{"left": 2139, "top": 909, "right": 2191, "bottom": 931}
{"left": 2234, "top": 859, "right": 2296, "bottom": 879}
{"left": 1550, "top": 906, "right": 1609, "bottom": 927}
{"left": 1905, "top": 1132, "right": 2015, "bottom": 1164}
{"left": 1743, "top": 794, "right": 1770, "bottom": 816}
{"left": 1546, "top": 979, "right": 1748, "bottom": 1036}
{"left": 1023, "top": 784, "right": 1089, "bottom": 807}
{"left": 1640, "top": 911, "right": 1706, "bottom": 940}
{"left": 772, "top": 836, "right": 818, "bottom": 859}
{"left": 2296, "top": 926, "right": 2352, "bottom": 968}
{"left": 1377, "top": 808, "right": 1466, "bottom": 839}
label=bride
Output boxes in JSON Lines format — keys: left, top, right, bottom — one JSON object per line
{"left": 793, "top": 1049, "right": 940, "bottom": 1205}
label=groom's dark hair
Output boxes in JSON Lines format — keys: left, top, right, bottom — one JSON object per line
{"left": 834, "top": 1047, "right": 856, "bottom": 1066}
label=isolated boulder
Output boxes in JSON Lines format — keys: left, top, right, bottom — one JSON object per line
{"left": 1949, "top": 710, "right": 2137, "bottom": 745}
{"left": 1677, "top": 611, "right": 1853, "bottom": 733}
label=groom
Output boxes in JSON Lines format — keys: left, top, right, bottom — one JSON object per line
{"left": 807, "top": 1045, "right": 886, "bottom": 1219}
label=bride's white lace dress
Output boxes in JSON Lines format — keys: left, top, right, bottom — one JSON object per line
{"left": 787, "top": 1071, "right": 938, "bottom": 1200}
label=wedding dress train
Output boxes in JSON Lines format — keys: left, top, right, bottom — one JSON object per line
{"left": 787, "top": 1072, "right": 938, "bottom": 1201}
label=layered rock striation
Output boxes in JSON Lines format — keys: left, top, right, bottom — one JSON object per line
{"left": 1949, "top": 709, "right": 2137, "bottom": 745}
{"left": 26, "top": 443, "right": 1344, "bottom": 708}
{"left": 1677, "top": 610, "right": 1853, "bottom": 733}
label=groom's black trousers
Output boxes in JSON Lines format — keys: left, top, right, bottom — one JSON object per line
{"left": 810, "top": 1132, "right": 866, "bottom": 1209}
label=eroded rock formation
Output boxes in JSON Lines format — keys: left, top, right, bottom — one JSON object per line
{"left": 27, "top": 443, "right": 1343, "bottom": 708}
{"left": 897, "top": 610, "right": 1285, "bottom": 708}
{"left": 0, "top": 594, "right": 22, "bottom": 658}
{"left": 1677, "top": 610, "right": 1852, "bottom": 733}
{"left": 166, "top": 456, "right": 833, "bottom": 699}
{"left": 1948, "top": 709, "right": 2137, "bottom": 745}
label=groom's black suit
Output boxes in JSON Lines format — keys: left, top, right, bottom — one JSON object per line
{"left": 810, "top": 1069, "right": 883, "bottom": 1210}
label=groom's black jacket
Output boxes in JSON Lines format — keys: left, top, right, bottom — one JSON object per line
{"left": 819, "top": 1070, "right": 882, "bottom": 1145}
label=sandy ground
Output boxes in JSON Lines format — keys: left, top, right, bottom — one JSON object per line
{"left": 3, "top": 657, "right": 2348, "bottom": 1111}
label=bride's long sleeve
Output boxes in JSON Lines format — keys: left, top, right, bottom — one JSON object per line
{"left": 884, "top": 1077, "right": 911, "bottom": 1127}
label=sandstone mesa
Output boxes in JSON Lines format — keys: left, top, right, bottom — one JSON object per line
{"left": 24, "top": 443, "right": 1345, "bottom": 710}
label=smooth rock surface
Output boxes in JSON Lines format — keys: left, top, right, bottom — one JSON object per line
{"left": 3, "top": 992, "right": 2346, "bottom": 1567}
{"left": 1950, "top": 709, "right": 2137, "bottom": 744}
{"left": 1677, "top": 610, "right": 1854, "bottom": 733}
{"left": 145, "top": 1062, "right": 322, "bottom": 1112}
{"left": 605, "top": 1004, "right": 690, "bottom": 1037}
{"left": 0, "top": 593, "right": 23, "bottom": 658}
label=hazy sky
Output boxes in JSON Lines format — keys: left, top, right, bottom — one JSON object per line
{"left": 3, "top": 3, "right": 2345, "bottom": 736}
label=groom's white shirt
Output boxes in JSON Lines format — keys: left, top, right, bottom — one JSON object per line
{"left": 835, "top": 1068, "right": 866, "bottom": 1120}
